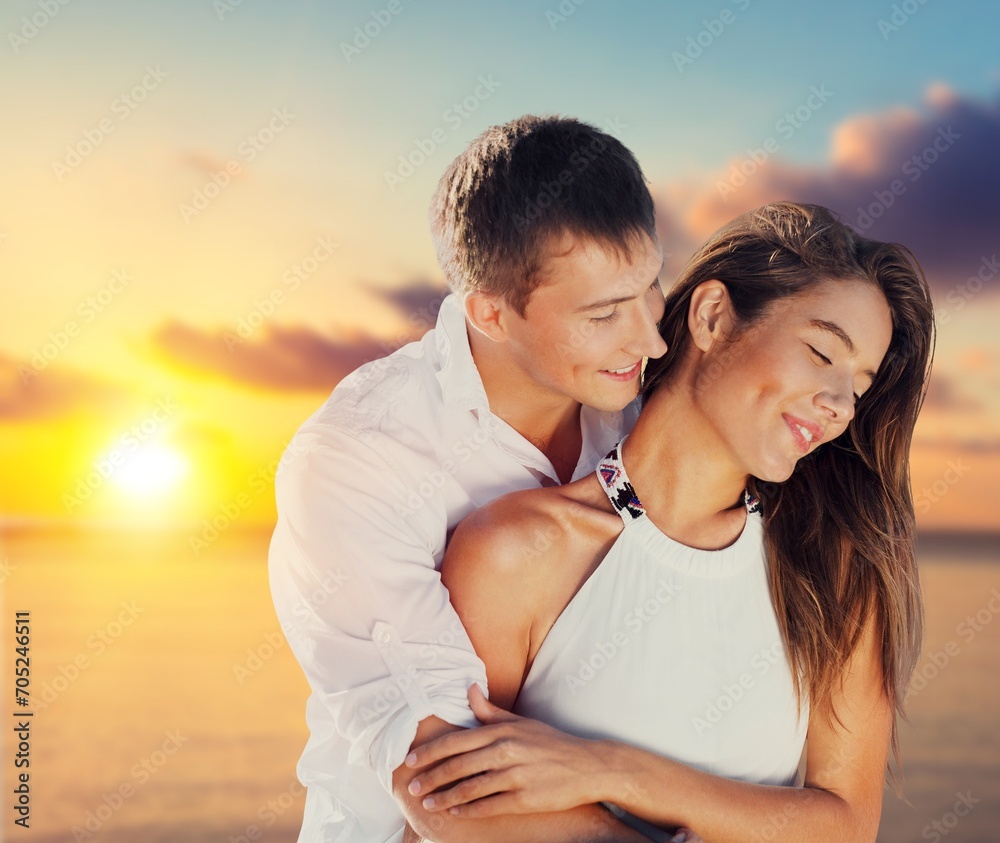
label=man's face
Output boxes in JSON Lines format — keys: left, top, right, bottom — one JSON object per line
{"left": 497, "top": 232, "right": 668, "bottom": 413}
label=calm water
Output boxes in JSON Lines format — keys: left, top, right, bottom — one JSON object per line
{"left": 0, "top": 528, "right": 997, "bottom": 842}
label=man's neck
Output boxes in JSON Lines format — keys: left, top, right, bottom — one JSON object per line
{"left": 468, "top": 325, "right": 583, "bottom": 484}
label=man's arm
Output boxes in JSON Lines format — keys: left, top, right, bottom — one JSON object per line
{"left": 269, "top": 426, "right": 488, "bottom": 791}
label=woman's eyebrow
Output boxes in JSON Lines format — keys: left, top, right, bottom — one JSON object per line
{"left": 809, "top": 319, "right": 856, "bottom": 354}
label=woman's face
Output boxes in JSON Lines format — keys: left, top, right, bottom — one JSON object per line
{"left": 696, "top": 278, "right": 894, "bottom": 483}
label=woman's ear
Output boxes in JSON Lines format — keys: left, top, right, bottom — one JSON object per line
{"left": 687, "top": 279, "right": 733, "bottom": 352}
{"left": 464, "top": 291, "right": 511, "bottom": 342}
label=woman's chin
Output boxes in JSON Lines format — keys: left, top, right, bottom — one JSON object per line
{"left": 754, "top": 461, "right": 796, "bottom": 485}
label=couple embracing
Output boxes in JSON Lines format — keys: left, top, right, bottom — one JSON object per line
{"left": 269, "top": 115, "right": 934, "bottom": 842}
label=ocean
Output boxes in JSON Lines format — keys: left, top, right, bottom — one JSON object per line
{"left": 1, "top": 528, "right": 997, "bottom": 842}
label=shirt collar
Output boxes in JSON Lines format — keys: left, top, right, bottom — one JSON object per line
{"left": 431, "top": 291, "right": 637, "bottom": 481}
{"left": 434, "top": 293, "right": 490, "bottom": 413}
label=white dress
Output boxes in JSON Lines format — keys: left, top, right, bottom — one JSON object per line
{"left": 513, "top": 439, "right": 808, "bottom": 838}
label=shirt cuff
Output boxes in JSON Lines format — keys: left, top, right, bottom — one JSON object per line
{"left": 354, "top": 621, "right": 487, "bottom": 793}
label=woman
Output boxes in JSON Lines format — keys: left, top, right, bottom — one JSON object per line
{"left": 398, "top": 202, "right": 935, "bottom": 842}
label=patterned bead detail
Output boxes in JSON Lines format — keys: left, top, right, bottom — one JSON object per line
{"left": 596, "top": 444, "right": 645, "bottom": 521}
{"left": 597, "top": 440, "right": 762, "bottom": 522}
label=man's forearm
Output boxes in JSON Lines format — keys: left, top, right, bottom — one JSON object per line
{"left": 401, "top": 798, "right": 651, "bottom": 843}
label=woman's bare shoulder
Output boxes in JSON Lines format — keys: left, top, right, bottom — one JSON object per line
{"left": 444, "top": 477, "right": 621, "bottom": 605}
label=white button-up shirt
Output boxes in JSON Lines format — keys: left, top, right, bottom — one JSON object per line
{"left": 268, "top": 293, "right": 639, "bottom": 843}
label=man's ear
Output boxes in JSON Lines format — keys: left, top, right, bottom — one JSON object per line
{"left": 465, "top": 291, "right": 512, "bottom": 342}
{"left": 687, "top": 279, "right": 733, "bottom": 352}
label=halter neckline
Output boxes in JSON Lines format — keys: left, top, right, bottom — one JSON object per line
{"left": 596, "top": 438, "right": 761, "bottom": 525}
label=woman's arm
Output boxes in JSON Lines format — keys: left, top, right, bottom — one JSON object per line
{"left": 390, "top": 500, "right": 652, "bottom": 842}
{"left": 409, "top": 616, "right": 893, "bottom": 843}
{"left": 393, "top": 715, "right": 650, "bottom": 842}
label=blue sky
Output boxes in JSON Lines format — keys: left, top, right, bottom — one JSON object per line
{"left": 1, "top": 0, "right": 998, "bottom": 529}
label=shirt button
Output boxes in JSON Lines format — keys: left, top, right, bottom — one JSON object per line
{"left": 374, "top": 625, "right": 393, "bottom": 645}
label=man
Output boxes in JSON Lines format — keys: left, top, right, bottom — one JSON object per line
{"left": 269, "top": 114, "right": 667, "bottom": 842}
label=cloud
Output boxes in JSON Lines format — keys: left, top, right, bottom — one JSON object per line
{"left": 656, "top": 84, "right": 1000, "bottom": 289}
{"left": 921, "top": 371, "right": 984, "bottom": 412}
{"left": 177, "top": 149, "right": 246, "bottom": 179}
{"left": 0, "top": 355, "right": 129, "bottom": 421}
{"left": 149, "top": 279, "right": 451, "bottom": 392}
{"left": 363, "top": 279, "right": 449, "bottom": 332}
{"left": 151, "top": 321, "right": 396, "bottom": 392}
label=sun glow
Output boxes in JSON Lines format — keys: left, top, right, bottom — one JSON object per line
{"left": 111, "top": 445, "right": 190, "bottom": 497}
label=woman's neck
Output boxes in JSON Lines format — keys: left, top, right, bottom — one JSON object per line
{"left": 621, "top": 380, "right": 750, "bottom": 549}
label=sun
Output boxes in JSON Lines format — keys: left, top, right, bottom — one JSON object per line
{"left": 112, "top": 444, "right": 190, "bottom": 497}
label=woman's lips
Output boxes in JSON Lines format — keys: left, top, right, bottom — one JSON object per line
{"left": 783, "top": 413, "right": 823, "bottom": 454}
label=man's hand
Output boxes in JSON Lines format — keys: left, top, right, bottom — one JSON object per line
{"left": 402, "top": 684, "right": 612, "bottom": 818}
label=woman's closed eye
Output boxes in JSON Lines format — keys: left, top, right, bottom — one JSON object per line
{"left": 809, "top": 344, "right": 862, "bottom": 402}
{"left": 807, "top": 344, "right": 832, "bottom": 365}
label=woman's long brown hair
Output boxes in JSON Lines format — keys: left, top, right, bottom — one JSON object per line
{"left": 643, "top": 202, "right": 935, "bottom": 772}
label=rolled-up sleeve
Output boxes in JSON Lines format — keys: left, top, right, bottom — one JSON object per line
{"left": 268, "top": 425, "right": 488, "bottom": 793}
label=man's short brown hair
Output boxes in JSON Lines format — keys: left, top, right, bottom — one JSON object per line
{"left": 430, "top": 115, "right": 657, "bottom": 316}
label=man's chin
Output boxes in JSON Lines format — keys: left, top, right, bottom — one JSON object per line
{"left": 579, "top": 393, "right": 638, "bottom": 414}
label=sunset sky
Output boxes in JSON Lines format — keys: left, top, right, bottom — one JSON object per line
{"left": 1, "top": 0, "right": 998, "bottom": 532}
